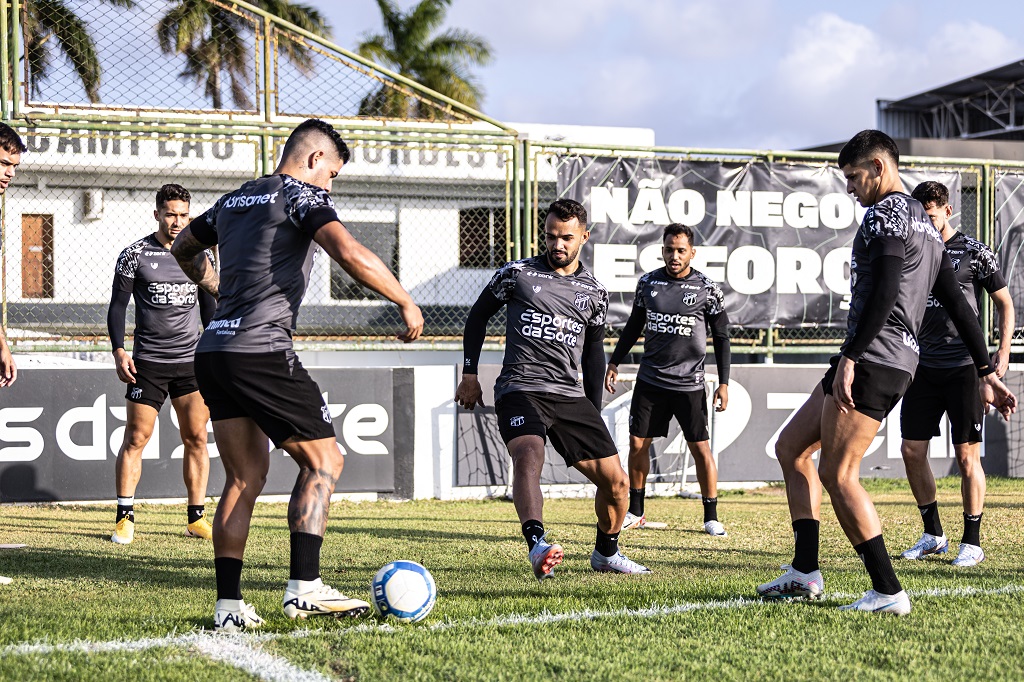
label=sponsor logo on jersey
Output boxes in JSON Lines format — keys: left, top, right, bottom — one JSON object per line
{"left": 651, "top": 290, "right": 658, "bottom": 297}
{"left": 223, "top": 191, "right": 279, "bottom": 209}
{"left": 208, "top": 317, "right": 242, "bottom": 335}
{"left": 321, "top": 405, "right": 332, "bottom": 424}
{"left": 144, "top": 251, "right": 167, "bottom": 256}
{"left": 149, "top": 262, "right": 158, "bottom": 269}
{"left": 682, "top": 292, "right": 698, "bottom": 306}
{"left": 902, "top": 331, "right": 920, "bottom": 354}
{"left": 574, "top": 291, "right": 590, "bottom": 312}
{"left": 645, "top": 310, "right": 696, "bottom": 336}
{"left": 510, "top": 416, "right": 525, "bottom": 427}
{"left": 533, "top": 285, "right": 542, "bottom": 293}
{"left": 519, "top": 308, "right": 583, "bottom": 347}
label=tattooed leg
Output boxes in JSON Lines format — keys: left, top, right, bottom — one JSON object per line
{"left": 281, "top": 437, "right": 346, "bottom": 537}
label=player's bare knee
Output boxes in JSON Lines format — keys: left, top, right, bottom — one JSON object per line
{"left": 955, "top": 450, "right": 982, "bottom": 478}
{"left": 120, "top": 428, "right": 153, "bottom": 453}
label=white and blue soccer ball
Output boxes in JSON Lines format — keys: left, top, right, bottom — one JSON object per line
{"left": 371, "top": 560, "right": 436, "bottom": 623}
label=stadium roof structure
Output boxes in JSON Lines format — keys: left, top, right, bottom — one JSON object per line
{"left": 878, "top": 60, "right": 1024, "bottom": 140}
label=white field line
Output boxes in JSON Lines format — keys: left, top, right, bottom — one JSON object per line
{"left": 4, "top": 584, "right": 1023, "bottom": 679}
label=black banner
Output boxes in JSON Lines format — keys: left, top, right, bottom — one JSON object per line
{"left": 558, "top": 157, "right": 960, "bottom": 328}
{"left": 0, "top": 368, "right": 400, "bottom": 502}
{"left": 994, "top": 171, "right": 1024, "bottom": 319}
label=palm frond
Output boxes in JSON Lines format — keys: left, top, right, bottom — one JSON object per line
{"left": 32, "top": 0, "right": 102, "bottom": 101}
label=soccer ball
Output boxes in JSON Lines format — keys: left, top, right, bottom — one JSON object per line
{"left": 371, "top": 560, "right": 436, "bottom": 623}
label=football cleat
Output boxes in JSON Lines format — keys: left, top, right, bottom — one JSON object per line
{"left": 621, "top": 512, "right": 647, "bottom": 530}
{"left": 590, "top": 549, "right": 652, "bottom": 574}
{"left": 838, "top": 589, "right": 911, "bottom": 615}
{"left": 214, "top": 599, "right": 264, "bottom": 632}
{"left": 703, "top": 520, "right": 727, "bottom": 537}
{"left": 185, "top": 516, "right": 213, "bottom": 540}
{"left": 282, "top": 578, "right": 370, "bottom": 619}
{"left": 951, "top": 543, "right": 985, "bottom": 567}
{"left": 756, "top": 564, "right": 824, "bottom": 600}
{"left": 528, "top": 534, "right": 564, "bottom": 581}
{"left": 900, "top": 532, "right": 948, "bottom": 560}
{"left": 111, "top": 517, "right": 135, "bottom": 545}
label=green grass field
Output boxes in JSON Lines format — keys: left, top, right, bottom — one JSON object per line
{"left": 2, "top": 478, "right": 1023, "bottom": 681}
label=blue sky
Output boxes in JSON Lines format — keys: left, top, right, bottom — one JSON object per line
{"left": 313, "top": 0, "right": 1024, "bottom": 150}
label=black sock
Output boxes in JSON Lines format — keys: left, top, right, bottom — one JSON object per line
{"left": 854, "top": 535, "right": 902, "bottom": 596}
{"left": 595, "top": 524, "right": 619, "bottom": 558}
{"left": 791, "top": 518, "right": 820, "bottom": 574}
{"left": 115, "top": 505, "right": 134, "bottom": 523}
{"left": 962, "top": 513, "right": 983, "bottom": 547}
{"left": 702, "top": 497, "right": 718, "bottom": 523}
{"left": 522, "top": 520, "right": 545, "bottom": 551}
{"left": 628, "top": 488, "right": 645, "bottom": 517}
{"left": 215, "top": 557, "right": 243, "bottom": 600}
{"left": 919, "top": 501, "right": 943, "bottom": 537}
{"left": 289, "top": 532, "right": 323, "bottom": 582}
{"left": 187, "top": 505, "right": 205, "bottom": 525}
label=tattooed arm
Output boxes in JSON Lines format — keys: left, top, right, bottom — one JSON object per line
{"left": 171, "top": 227, "right": 219, "bottom": 299}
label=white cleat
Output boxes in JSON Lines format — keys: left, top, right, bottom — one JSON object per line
{"left": 900, "top": 532, "right": 948, "bottom": 560}
{"left": 282, "top": 578, "right": 370, "bottom": 619}
{"left": 838, "top": 589, "right": 911, "bottom": 615}
{"left": 756, "top": 564, "right": 824, "bottom": 600}
{"left": 703, "top": 520, "right": 727, "bottom": 537}
{"left": 528, "top": 534, "right": 564, "bottom": 581}
{"left": 214, "top": 599, "right": 264, "bottom": 633}
{"left": 590, "top": 549, "right": 652, "bottom": 574}
{"left": 621, "top": 512, "right": 647, "bottom": 530}
{"left": 951, "top": 543, "right": 985, "bottom": 567}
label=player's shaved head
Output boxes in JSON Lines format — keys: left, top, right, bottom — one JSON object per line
{"left": 281, "top": 118, "right": 351, "bottom": 165}
{"left": 838, "top": 129, "right": 899, "bottom": 169}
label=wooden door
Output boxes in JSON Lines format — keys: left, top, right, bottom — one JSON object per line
{"left": 21, "top": 214, "right": 54, "bottom": 298}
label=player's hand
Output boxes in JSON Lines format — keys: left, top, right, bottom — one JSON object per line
{"left": 455, "top": 374, "right": 484, "bottom": 410}
{"left": 113, "top": 348, "right": 137, "bottom": 384}
{"left": 0, "top": 344, "right": 17, "bottom": 388}
{"left": 604, "top": 363, "right": 618, "bottom": 394}
{"left": 980, "top": 372, "right": 1016, "bottom": 421}
{"left": 397, "top": 301, "right": 424, "bottom": 343}
{"left": 714, "top": 384, "right": 729, "bottom": 412}
{"left": 833, "top": 356, "right": 856, "bottom": 414}
{"left": 992, "top": 349, "right": 1010, "bottom": 379}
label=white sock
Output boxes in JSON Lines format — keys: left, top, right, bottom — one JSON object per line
{"left": 117, "top": 496, "right": 134, "bottom": 507}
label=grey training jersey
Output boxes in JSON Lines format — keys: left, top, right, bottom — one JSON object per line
{"left": 841, "top": 192, "right": 945, "bottom": 375}
{"left": 191, "top": 174, "right": 338, "bottom": 353}
{"left": 489, "top": 256, "right": 609, "bottom": 401}
{"left": 919, "top": 232, "right": 1006, "bottom": 369}
{"left": 634, "top": 267, "right": 725, "bottom": 391}
{"left": 113, "top": 234, "right": 210, "bottom": 363}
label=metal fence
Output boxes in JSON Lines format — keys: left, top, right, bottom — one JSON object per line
{"left": 3, "top": 0, "right": 1024, "bottom": 355}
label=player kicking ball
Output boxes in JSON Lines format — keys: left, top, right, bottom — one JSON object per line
{"left": 107, "top": 184, "right": 217, "bottom": 544}
{"left": 899, "top": 181, "right": 1014, "bottom": 568}
{"left": 757, "top": 130, "right": 1015, "bottom": 614}
{"left": 605, "top": 223, "right": 730, "bottom": 536}
{"left": 457, "top": 199, "right": 650, "bottom": 580}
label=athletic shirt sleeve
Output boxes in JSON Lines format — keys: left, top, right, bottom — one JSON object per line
{"left": 862, "top": 194, "right": 910, "bottom": 259}
{"left": 486, "top": 260, "right": 525, "bottom": 302}
{"left": 189, "top": 196, "right": 223, "bottom": 246}
{"left": 113, "top": 243, "right": 139, "bottom": 293}
{"left": 589, "top": 287, "right": 609, "bottom": 327}
{"left": 633, "top": 274, "right": 648, "bottom": 310}
{"left": 703, "top": 276, "right": 726, "bottom": 317}
{"left": 282, "top": 176, "right": 339, "bottom": 234}
{"left": 970, "top": 239, "right": 1007, "bottom": 293}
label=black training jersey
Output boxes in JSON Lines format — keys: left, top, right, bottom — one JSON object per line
{"left": 489, "top": 255, "right": 609, "bottom": 401}
{"left": 190, "top": 174, "right": 339, "bottom": 353}
{"left": 113, "top": 234, "right": 212, "bottom": 363}
{"left": 919, "top": 232, "right": 1006, "bottom": 369}
{"left": 633, "top": 267, "right": 725, "bottom": 391}
{"left": 841, "top": 192, "right": 945, "bottom": 375}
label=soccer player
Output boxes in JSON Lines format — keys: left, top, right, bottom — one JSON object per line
{"left": 899, "top": 181, "right": 1014, "bottom": 568}
{"left": 172, "top": 118, "right": 424, "bottom": 632}
{"left": 756, "top": 130, "right": 1016, "bottom": 614}
{"left": 0, "top": 123, "right": 25, "bottom": 390}
{"left": 604, "top": 223, "right": 731, "bottom": 535}
{"left": 456, "top": 199, "right": 650, "bottom": 580}
{"left": 107, "top": 184, "right": 217, "bottom": 545}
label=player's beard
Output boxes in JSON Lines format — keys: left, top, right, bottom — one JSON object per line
{"left": 547, "top": 244, "right": 580, "bottom": 269}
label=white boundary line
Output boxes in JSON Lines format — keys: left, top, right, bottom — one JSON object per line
{"left": 5, "top": 584, "right": 1023, "bottom": 681}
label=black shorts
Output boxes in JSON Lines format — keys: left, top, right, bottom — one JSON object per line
{"left": 126, "top": 359, "right": 199, "bottom": 410}
{"left": 901, "top": 364, "right": 983, "bottom": 444}
{"left": 494, "top": 391, "right": 617, "bottom": 467}
{"left": 629, "top": 379, "right": 709, "bottom": 442}
{"left": 195, "top": 350, "right": 336, "bottom": 448}
{"left": 821, "top": 355, "right": 912, "bottom": 422}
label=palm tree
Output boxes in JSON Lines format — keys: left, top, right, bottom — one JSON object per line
{"left": 157, "top": 0, "right": 330, "bottom": 110}
{"left": 22, "top": 0, "right": 136, "bottom": 103}
{"left": 357, "top": 0, "right": 491, "bottom": 120}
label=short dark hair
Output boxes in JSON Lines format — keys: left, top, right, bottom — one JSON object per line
{"left": 911, "top": 181, "right": 949, "bottom": 208}
{"left": 837, "top": 129, "right": 899, "bottom": 169}
{"left": 282, "top": 118, "right": 351, "bottom": 164}
{"left": 0, "top": 123, "right": 26, "bottom": 155}
{"left": 663, "top": 223, "right": 694, "bottom": 245}
{"left": 547, "top": 198, "right": 587, "bottom": 228}
{"left": 156, "top": 183, "right": 190, "bottom": 208}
